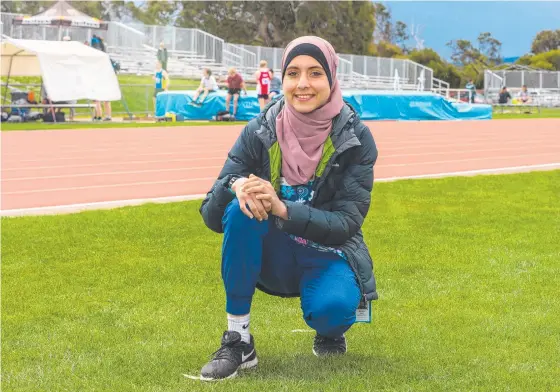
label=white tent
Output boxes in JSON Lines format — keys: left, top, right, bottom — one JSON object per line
{"left": 1, "top": 37, "right": 121, "bottom": 102}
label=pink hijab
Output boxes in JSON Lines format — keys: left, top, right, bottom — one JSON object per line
{"left": 276, "top": 36, "right": 344, "bottom": 185}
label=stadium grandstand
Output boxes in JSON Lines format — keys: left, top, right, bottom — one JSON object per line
{"left": 1, "top": 8, "right": 448, "bottom": 93}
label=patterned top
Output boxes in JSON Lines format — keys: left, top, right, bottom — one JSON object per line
{"left": 279, "top": 177, "right": 347, "bottom": 259}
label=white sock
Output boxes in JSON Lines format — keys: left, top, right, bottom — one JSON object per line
{"left": 227, "top": 314, "right": 251, "bottom": 343}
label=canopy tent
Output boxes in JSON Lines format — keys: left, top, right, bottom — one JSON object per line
{"left": 12, "top": 1, "right": 108, "bottom": 30}
{"left": 1, "top": 37, "right": 121, "bottom": 102}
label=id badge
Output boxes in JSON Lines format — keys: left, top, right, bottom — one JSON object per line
{"left": 355, "top": 299, "right": 371, "bottom": 323}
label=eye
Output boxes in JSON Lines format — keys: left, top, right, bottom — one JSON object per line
{"left": 287, "top": 71, "right": 298, "bottom": 77}
{"left": 311, "top": 71, "right": 324, "bottom": 77}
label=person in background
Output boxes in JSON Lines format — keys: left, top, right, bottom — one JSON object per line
{"left": 254, "top": 60, "right": 272, "bottom": 110}
{"left": 61, "top": 35, "right": 76, "bottom": 119}
{"left": 153, "top": 60, "right": 170, "bottom": 111}
{"left": 224, "top": 67, "right": 247, "bottom": 119}
{"left": 269, "top": 69, "right": 282, "bottom": 99}
{"left": 157, "top": 42, "right": 168, "bottom": 71}
{"left": 91, "top": 34, "right": 106, "bottom": 52}
{"left": 190, "top": 68, "right": 219, "bottom": 107}
{"left": 90, "top": 34, "right": 109, "bottom": 120}
{"left": 517, "top": 85, "right": 531, "bottom": 103}
{"left": 465, "top": 79, "right": 476, "bottom": 103}
{"left": 498, "top": 86, "right": 512, "bottom": 104}
{"left": 94, "top": 102, "right": 112, "bottom": 121}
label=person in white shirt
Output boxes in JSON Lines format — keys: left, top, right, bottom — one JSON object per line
{"left": 191, "top": 68, "right": 219, "bottom": 107}
{"left": 517, "top": 85, "right": 531, "bottom": 103}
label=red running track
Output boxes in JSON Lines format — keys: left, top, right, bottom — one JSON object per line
{"left": 2, "top": 119, "right": 559, "bottom": 215}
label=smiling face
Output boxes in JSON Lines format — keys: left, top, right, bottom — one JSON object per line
{"left": 282, "top": 55, "right": 331, "bottom": 113}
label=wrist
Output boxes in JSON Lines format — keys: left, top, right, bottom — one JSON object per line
{"left": 274, "top": 201, "right": 288, "bottom": 220}
{"left": 230, "top": 177, "right": 246, "bottom": 193}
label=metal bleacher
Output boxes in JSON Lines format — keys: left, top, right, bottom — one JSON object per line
{"left": 2, "top": 13, "right": 439, "bottom": 92}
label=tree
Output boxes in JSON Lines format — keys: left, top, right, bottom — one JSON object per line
{"left": 408, "top": 48, "right": 462, "bottom": 88}
{"left": 531, "top": 30, "right": 560, "bottom": 54}
{"left": 127, "top": 0, "right": 181, "bottom": 25}
{"left": 477, "top": 32, "right": 502, "bottom": 64}
{"left": 374, "top": 41, "right": 402, "bottom": 58}
{"left": 447, "top": 39, "right": 485, "bottom": 67}
{"left": 516, "top": 50, "right": 560, "bottom": 71}
{"left": 373, "top": 3, "right": 392, "bottom": 43}
{"left": 1, "top": 1, "right": 44, "bottom": 14}
{"left": 173, "top": 1, "right": 376, "bottom": 54}
{"left": 447, "top": 32, "right": 501, "bottom": 68}
{"left": 394, "top": 21, "right": 409, "bottom": 52}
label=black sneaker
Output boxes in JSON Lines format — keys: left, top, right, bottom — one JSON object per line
{"left": 312, "top": 334, "right": 347, "bottom": 357}
{"left": 200, "top": 331, "right": 257, "bottom": 380}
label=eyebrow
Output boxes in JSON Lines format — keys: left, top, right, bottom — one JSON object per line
{"left": 286, "top": 65, "right": 324, "bottom": 71}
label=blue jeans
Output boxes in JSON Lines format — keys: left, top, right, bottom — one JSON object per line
{"left": 221, "top": 199, "right": 361, "bottom": 338}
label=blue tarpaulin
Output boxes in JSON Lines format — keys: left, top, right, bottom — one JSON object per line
{"left": 156, "top": 90, "right": 492, "bottom": 121}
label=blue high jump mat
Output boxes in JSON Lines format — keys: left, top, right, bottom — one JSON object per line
{"left": 155, "top": 89, "right": 492, "bottom": 121}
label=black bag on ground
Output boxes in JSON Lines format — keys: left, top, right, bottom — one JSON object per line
{"left": 43, "top": 111, "right": 65, "bottom": 123}
{"left": 213, "top": 110, "right": 235, "bottom": 121}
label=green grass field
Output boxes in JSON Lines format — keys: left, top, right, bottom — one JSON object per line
{"left": 2, "top": 171, "right": 559, "bottom": 391}
{"left": 492, "top": 107, "right": 560, "bottom": 119}
{"left": 1, "top": 74, "right": 201, "bottom": 117}
{"left": 0, "top": 121, "right": 248, "bottom": 131}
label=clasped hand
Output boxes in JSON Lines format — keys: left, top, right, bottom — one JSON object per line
{"left": 232, "top": 174, "right": 286, "bottom": 221}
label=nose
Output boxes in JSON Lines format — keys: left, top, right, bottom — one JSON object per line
{"left": 297, "top": 74, "right": 310, "bottom": 90}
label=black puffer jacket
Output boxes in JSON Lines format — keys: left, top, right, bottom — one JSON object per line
{"left": 200, "top": 99, "right": 379, "bottom": 301}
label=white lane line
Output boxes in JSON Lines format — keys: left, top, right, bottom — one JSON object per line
{"left": 3, "top": 150, "right": 230, "bottom": 164}
{"left": 1, "top": 195, "right": 207, "bottom": 217}
{"left": 379, "top": 152, "right": 560, "bottom": 168}
{"left": 3, "top": 136, "right": 553, "bottom": 164}
{"left": 2, "top": 177, "right": 215, "bottom": 195}
{"left": 2, "top": 163, "right": 558, "bottom": 217}
{"left": 3, "top": 140, "right": 555, "bottom": 172}
{"left": 1, "top": 142, "right": 235, "bottom": 158}
{"left": 4, "top": 166, "right": 222, "bottom": 182}
{"left": 375, "top": 163, "right": 560, "bottom": 182}
{"left": 2, "top": 156, "right": 226, "bottom": 172}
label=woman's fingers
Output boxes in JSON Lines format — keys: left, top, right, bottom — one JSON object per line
{"left": 246, "top": 196, "right": 267, "bottom": 221}
{"left": 243, "top": 184, "right": 267, "bottom": 194}
{"left": 241, "top": 178, "right": 261, "bottom": 188}
{"left": 262, "top": 200, "right": 272, "bottom": 211}
{"left": 254, "top": 194, "right": 273, "bottom": 211}
{"left": 250, "top": 194, "right": 268, "bottom": 220}
{"left": 238, "top": 196, "right": 254, "bottom": 219}
{"left": 255, "top": 193, "right": 273, "bottom": 200}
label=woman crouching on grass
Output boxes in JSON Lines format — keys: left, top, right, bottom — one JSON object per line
{"left": 198, "top": 36, "right": 378, "bottom": 380}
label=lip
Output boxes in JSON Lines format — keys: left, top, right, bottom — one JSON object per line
{"left": 294, "top": 94, "right": 315, "bottom": 102}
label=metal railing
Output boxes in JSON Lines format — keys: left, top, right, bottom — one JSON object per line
{"left": 105, "top": 22, "right": 145, "bottom": 49}
{"left": 0, "top": 82, "right": 200, "bottom": 116}
{"left": 223, "top": 43, "right": 257, "bottom": 73}
{"left": 487, "top": 69, "right": 560, "bottom": 90}
{"left": 432, "top": 78, "right": 450, "bottom": 96}
{"left": 1, "top": 12, "right": 436, "bottom": 91}
{"left": 337, "top": 54, "right": 432, "bottom": 90}
{"left": 235, "top": 44, "right": 285, "bottom": 71}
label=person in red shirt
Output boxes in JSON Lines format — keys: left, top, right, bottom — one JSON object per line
{"left": 225, "top": 68, "right": 247, "bottom": 118}
{"left": 254, "top": 60, "right": 272, "bottom": 111}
